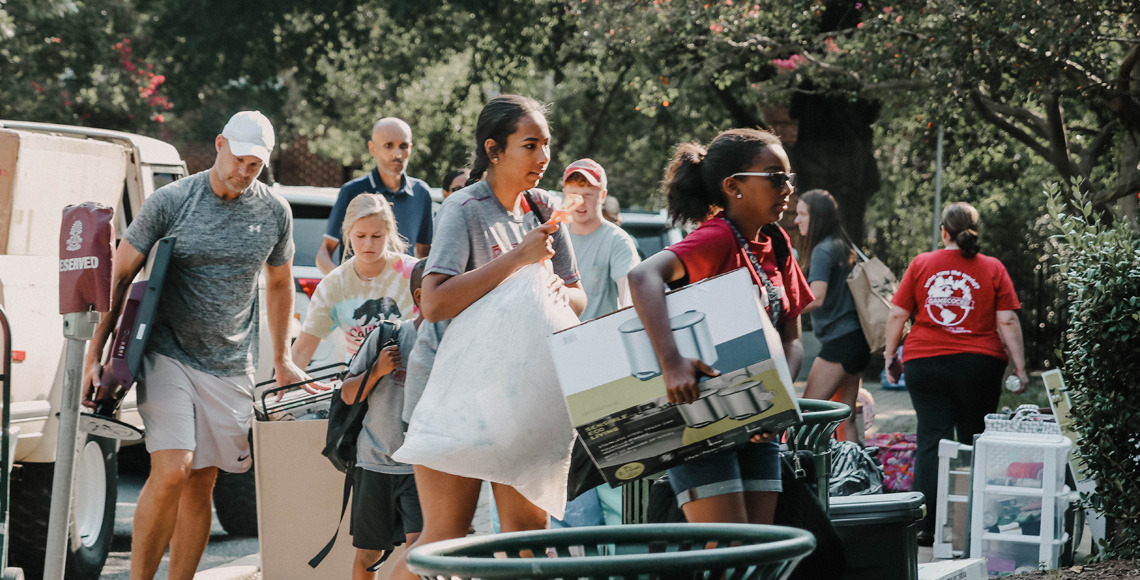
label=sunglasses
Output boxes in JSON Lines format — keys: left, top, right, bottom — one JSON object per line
{"left": 730, "top": 172, "right": 797, "bottom": 189}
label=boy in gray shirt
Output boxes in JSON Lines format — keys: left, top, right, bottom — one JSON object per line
{"left": 337, "top": 259, "right": 427, "bottom": 575}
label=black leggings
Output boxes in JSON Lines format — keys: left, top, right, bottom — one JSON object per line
{"left": 904, "top": 352, "right": 1006, "bottom": 534}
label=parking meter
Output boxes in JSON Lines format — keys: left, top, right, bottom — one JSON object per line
{"left": 58, "top": 203, "right": 114, "bottom": 314}
{"left": 45, "top": 203, "right": 113, "bottom": 580}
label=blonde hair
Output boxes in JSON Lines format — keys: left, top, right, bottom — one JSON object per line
{"left": 341, "top": 193, "right": 408, "bottom": 257}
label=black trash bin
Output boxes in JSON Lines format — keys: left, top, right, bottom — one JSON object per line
{"left": 829, "top": 492, "right": 925, "bottom": 580}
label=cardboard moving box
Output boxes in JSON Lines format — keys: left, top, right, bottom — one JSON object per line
{"left": 253, "top": 418, "right": 357, "bottom": 579}
{"left": 549, "top": 268, "right": 800, "bottom": 485}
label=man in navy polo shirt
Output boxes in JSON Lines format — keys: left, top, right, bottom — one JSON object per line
{"left": 316, "top": 117, "right": 434, "bottom": 273}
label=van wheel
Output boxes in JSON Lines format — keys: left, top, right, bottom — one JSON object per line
{"left": 213, "top": 467, "right": 258, "bottom": 537}
{"left": 9, "top": 435, "right": 117, "bottom": 580}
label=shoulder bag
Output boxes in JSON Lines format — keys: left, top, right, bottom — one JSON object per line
{"left": 845, "top": 246, "right": 901, "bottom": 355}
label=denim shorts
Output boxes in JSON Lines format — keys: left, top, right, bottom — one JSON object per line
{"left": 666, "top": 441, "right": 782, "bottom": 507}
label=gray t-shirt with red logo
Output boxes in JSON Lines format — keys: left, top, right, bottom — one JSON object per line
{"left": 124, "top": 171, "right": 294, "bottom": 376}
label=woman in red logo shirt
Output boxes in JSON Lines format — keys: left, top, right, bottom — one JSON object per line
{"left": 884, "top": 201, "right": 1028, "bottom": 545}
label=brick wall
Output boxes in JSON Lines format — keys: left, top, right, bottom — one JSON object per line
{"left": 173, "top": 136, "right": 345, "bottom": 187}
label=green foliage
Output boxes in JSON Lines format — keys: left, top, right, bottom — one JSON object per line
{"left": 836, "top": 0, "right": 1140, "bottom": 210}
{"left": 1046, "top": 183, "right": 1140, "bottom": 559}
{"left": 0, "top": 0, "right": 173, "bottom": 132}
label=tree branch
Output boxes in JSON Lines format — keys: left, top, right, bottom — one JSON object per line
{"left": 1078, "top": 120, "right": 1120, "bottom": 177}
{"left": 1110, "top": 43, "right": 1140, "bottom": 127}
{"left": 969, "top": 90, "right": 1053, "bottom": 159}
{"left": 1089, "top": 174, "right": 1140, "bottom": 207}
{"left": 712, "top": 82, "right": 763, "bottom": 128}
{"left": 584, "top": 61, "right": 634, "bottom": 154}
{"left": 1043, "top": 92, "right": 1078, "bottom": 183}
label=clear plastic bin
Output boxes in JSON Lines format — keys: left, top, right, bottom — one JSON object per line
{"left": 976, "top": 491, "right": 1069, "bottom": 541}
{"left": 979, "top": 432, "right": 1068, "bottom": 490}
{"left": 981, "top": 537, "right": 1063, "bottom": 577}
{"left": 970, "top": 431, "right": 1073, "bottom": 576}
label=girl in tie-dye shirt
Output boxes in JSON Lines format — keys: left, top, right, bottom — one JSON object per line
{"left": 291, "top": 193, "right": 417, "bottom": 364}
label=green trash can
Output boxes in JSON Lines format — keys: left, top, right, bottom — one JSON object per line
{"left": 406, "top": 523, "right": 816, "bottom": 580}
{"left": 620, "top": 399, "right": 851, "bottom": 524}
{"left": 786, "top": 399, "right": 851, "bottom": 512}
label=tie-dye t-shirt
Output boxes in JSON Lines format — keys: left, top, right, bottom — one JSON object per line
{"left": 300, "top": 254, "right": 418, "bottom": 357}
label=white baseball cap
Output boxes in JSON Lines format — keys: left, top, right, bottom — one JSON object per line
{"left": 221, "top": 111, "right": 275, "bottom": 164}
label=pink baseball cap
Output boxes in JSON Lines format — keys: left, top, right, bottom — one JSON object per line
{"left": 562, "top": 158, "right": 607, "bottom": 188}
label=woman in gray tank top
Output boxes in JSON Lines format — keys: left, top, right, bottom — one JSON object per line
{"left": 794, "top": 189, "right": 871, "bottom": 443}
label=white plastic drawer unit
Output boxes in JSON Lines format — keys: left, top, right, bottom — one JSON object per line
{"left": 979, "top": 432, "right": 1068, "bottom": 491}
{"left": 969, "top": 431, "right": 1073, "bottom": 576}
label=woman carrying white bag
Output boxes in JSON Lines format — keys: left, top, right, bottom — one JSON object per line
{"left": 391, "top": 95, "right": 587, "bottom": 580}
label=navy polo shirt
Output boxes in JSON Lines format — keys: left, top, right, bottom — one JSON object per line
{"left": 324, "top": 168, "right": 434, "bottom": 256}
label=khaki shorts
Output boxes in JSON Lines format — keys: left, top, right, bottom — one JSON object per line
{"left": 137, "top": 353, "right": 255, "bottom": 473}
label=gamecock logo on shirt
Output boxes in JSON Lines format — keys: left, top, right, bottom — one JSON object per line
{"left": 922, "top": 270, "right": 979, "bottom": 329}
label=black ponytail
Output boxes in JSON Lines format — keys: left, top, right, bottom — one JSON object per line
{"left": 955, "top": 229, "right": 980, "bottom": 258}
{"left": 466, "top": 95, "right": 545, "bottom": 187}
{"left": 664, "top": 143, "right": 718, "bottom": 224}
{"left": 663, "top": 128, "right": 783, "bottom": 226}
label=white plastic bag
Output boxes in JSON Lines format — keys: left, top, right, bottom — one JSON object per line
{"left": 393, "top": 262, "right": 580, "bottom": 518}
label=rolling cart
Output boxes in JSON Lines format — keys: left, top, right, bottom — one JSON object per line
{"left": 251, "top": 365, "right": 367, "bottom": 580}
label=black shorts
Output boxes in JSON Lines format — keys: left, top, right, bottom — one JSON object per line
{"left": 350, "top": 469, "right": 423, "bottom": 552}
{"left": 817, "top": 330, "right": 872, "bottom": 376}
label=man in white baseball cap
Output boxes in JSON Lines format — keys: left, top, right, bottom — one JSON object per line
{"left": 221, "top": 110, "right": 275, "bottom": 164}
{"left": 84, "top": 110, "right": 309, "bottom": 579}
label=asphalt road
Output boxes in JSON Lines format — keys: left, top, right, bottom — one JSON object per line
{"left": 100, "top": 445, "right": 258, "bottom": 579}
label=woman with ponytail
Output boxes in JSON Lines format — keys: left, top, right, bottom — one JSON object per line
{"left": 884, "top": 201, "right": 1028, "bottom": 546}
{"left": 391, "top": 95, "right": 586, "bottom": 580}
{"left": 627, "top": 128, "right": 813, "bottom": 525}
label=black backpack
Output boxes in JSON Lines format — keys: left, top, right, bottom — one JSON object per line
{"left": 310, "top": 319, "right": 400, "bottom": 568}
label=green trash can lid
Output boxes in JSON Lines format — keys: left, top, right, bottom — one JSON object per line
{"left": 406, "top": 523, "right": 817, "bottom": 580}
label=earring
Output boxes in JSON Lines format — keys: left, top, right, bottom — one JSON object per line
{"left": 493, "top": 157, "right": 499, "bottom": 163}
{"left": 736, "top": 192, "right": 742, "bottom": 199}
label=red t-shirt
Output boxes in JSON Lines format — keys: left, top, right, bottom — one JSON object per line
{"left": 666, "top": 215, "right": 813, "bottom": 327}
{"left": 892, "top": 249, "right": 1020, "bottom": 362}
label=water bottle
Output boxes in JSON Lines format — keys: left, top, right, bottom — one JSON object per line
{"left": 1005, "top": 375, "right": 1022, "bottom": 392}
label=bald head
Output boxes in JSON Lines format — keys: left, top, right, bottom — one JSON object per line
{"left": 373, "top": 117, "right": 412, "bottom": 135}
{"left": 368, "top": 117, "right": 413, "bottom": 185}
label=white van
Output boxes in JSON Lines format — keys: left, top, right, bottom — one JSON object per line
{"left": 0, "top": 121, "right": 280, "bottom": 579}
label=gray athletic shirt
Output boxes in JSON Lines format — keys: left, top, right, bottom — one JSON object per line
{"left": 807, "top": 235, "right": 861, "bottom": 343}
{"left": 426, "top": 181, "right": 580, "bottom": 284}
{"left": 124, "top": 171, "right": 294, "bottom": 376}
{"left": 569, "top": 220, "right": 640, "bottom": 321}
